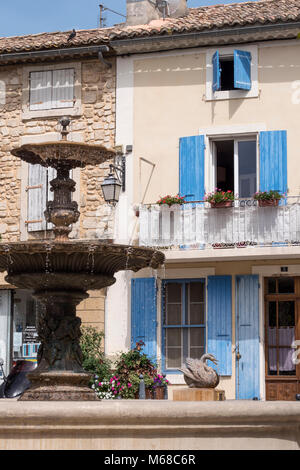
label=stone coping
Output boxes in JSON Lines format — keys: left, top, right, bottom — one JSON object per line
{"left": 0, "top": 400, "right": 299, "bottom": 450}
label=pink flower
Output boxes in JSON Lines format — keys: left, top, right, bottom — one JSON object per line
{"left": 128, "top": 383, "right": 132, "bottom": 388}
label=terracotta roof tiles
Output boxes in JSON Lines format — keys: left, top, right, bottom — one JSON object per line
{"left": 0, "top": 0, "right": 299, "bottom": 55}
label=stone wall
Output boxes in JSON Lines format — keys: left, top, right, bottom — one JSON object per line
{"left": 0, "top": 56, "right": 116, "bottom": 329}
{"left": 0, "top": 400, "right": 299, "bottom": 450}
{"left": 0, "top": 57, "right": 116, "bottom": 243}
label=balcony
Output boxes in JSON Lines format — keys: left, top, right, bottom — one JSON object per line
{"left": 139, "top": 198, "right": 300, "bottom": 250}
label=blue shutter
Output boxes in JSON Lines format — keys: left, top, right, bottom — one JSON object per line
{"left": 234, "top": 50, "right": 251, "bottom": 90}
{"left": 212, "top": 51, "right": 220, "bottom": 92}
{"left": 207, "top": 276, "right": 232, "bottom": 376}
{"left": 179, "top": 135, "right": 205, "bottom": 202}
{"left": 259, "top": 130, "right": 287, "bottom": 203}
{"left": 131, "top": 278, "right": 157, "bottom": 363}
{"left": 236, "top": 275, "right": 260, "bottom": 399}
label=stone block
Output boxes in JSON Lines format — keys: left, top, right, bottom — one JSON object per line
{"left": 172, "top": 387, "right": 225, "bottom": 401}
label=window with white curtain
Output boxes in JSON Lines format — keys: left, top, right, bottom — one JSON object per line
{"left": 29, "top": 68, "right": 75, "bottom": 111}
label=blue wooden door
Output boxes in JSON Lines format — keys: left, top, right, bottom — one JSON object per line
{"left": 131, "top": 278, "right": 157, "bottom": 363}
{"left": 207, "top": 276, "right": 232, "bottom": 376}
{"left": 235, "top": 275, "right": 260, "bottom": 399}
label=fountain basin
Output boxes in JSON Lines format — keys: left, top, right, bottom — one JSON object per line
{"left": 0, "top": 240, "right": 164, "bottom": 292}
{"left": 0, "top": 240, "right": 164, "bottom": 400}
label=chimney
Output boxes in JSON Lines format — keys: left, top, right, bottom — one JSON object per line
{"left": 126, "top": 0, "right": 188, "bottom": 26}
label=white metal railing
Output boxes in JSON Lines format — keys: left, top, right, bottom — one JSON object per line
{"left": 139, "top": 198, "right": 300, "bottom": 249}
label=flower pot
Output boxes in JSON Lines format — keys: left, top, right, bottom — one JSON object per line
{"left": 134, "top": 388, "right": 154, "bottom": 399}
{"left": 153, "top": 386, "right": 165, "bottom": 400}
{"left": 258, "top": 199, "right": 279, "bottom": 207}
{"left": 210, "top": 201, "right": 233, "bottom": 208}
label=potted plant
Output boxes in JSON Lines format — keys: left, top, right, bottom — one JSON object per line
{"left": 156, "top": 194, "right": 186, "bottom": 207}
{"left": 114, "top": 341, "right": 158, "bottom": 399}
{"left": 205, "top": 189, "right": 234, "bottom": 208}
{"left": 253, "top": 190, "right": 284, "bottom": 207}
{"left": 152, "top": 374, "right": 169, "bottom": 400}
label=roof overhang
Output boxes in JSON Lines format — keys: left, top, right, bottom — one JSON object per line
{"left": 0, "top": 44, "right": 114, "bottom": 65}
{"left": 110, "top": 22, "right": 300, "bottom": 55}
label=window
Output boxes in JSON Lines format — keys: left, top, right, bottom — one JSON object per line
{"left": 206, "top": 45, "right": 258, "bottom": 101}
{"left": 29, "top": 69, "right": 74, "bottom": 111}
{"left": 22, "top": 62, "right": 81, "bottom": 119}
{"left": 212, "top": 137, "right": 257, "bottom": 199}
{"left": 12, "top": 290, "right": 43, "bottom": 361}
{"left": 162, "top": 280, "right": 206, "bottom": 371}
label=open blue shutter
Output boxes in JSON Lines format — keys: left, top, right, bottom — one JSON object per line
{"left": 207, "top": 276, "right": 232, "bottom": 376}
{"left": 212, "top": 51, "right": 220, "bottom": 92}
{"left": 236, "top": 275, "right": 260, "bottom": 400}
{"left": 131, "top": 278, "right": 157, "bottom": 363}
{"left": 234, "top": 50, "right": 251, "bottom": 90}
{"left": 259, "top": 130, "right": 287, "bottom": 201}
{"left": 179, "top": 135, "right": 205, "bottom": 202}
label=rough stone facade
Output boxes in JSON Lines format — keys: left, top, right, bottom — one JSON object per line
{"left": 0, "top": 57, "right": 116, "bottom": 330}
{"left": 0, "top": 57, "right": 116, "bottom": 243}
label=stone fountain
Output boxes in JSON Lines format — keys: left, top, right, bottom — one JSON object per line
{"left": 0, "top": 120, "right": 164, "bottom": 401}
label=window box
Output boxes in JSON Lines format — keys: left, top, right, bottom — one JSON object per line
{"left": 210, "top": 201, "right": 233, "bottom": 209}
{"left": 258, "top": 199, "right": 280, "bottom": 208}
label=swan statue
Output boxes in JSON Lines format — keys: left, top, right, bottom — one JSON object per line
{"left": 180, "top": 354, "right": 220, "bottom": 388}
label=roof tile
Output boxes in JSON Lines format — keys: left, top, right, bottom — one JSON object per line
{"left": 0, "top": 0, "right": 299, "bottom": 54}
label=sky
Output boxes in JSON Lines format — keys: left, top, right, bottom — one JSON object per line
{"left": 0, "top": 0, "right": 257, "bottom": 38}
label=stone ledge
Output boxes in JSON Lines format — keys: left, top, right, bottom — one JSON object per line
{"left": 0, "top": 400, "right": 299, "bottom": 450}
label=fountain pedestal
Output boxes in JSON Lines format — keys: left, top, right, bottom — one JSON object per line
{"left": 19, "top": 289, "right": 96, "bottom": 401}
{"left": 0, "top": 127, "right": 165, "bottom": 401}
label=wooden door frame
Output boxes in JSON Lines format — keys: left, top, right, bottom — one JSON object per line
{"left": 264, "top": 276, "right": 300, "bottom": 400}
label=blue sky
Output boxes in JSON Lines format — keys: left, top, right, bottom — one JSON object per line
{"left": 0, "top": 0, "right": 256, "bottom": 37}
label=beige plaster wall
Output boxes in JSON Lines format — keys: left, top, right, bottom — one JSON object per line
{"left": 132, "top": 41, "right": 300, "bottom": 204}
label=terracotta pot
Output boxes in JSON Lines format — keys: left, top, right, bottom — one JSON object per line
{"left": 210, "top": 201, "right": 233, "bottom": 208}
{"left": 258, "top": 199, "right": 279, "bottom": 207}
{"left": 153, "top": 386, "right": 165, "bottom": 400}
{"left": 134, "top": 388, "right": 154, "bottom": 399}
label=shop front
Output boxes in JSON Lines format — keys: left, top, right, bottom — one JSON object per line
{"left": 0, "top": 289, "right": 41, "bottom": 382}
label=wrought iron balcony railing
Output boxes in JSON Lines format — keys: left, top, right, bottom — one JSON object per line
{"left": 139, "top": 198, "right": 300, "bottom": 249}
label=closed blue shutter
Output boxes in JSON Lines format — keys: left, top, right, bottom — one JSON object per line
{"left": 236, "top": 275, "right": 260, "bottom": 399}
{"left": 131, "top": 278, "right": 157, "bottom": 363}
{"left": 259, "top": 130, "right": 287, "bottom": 203}
{"left": 212, "top": 51, "right": 220, "bottom": 92}
{"left": 234, "top": 50, "right": 251, "bottom": 90}
{"left": 179, "top": 135, "right": 205, "bottom": 202}
{"left": 207, "top": 276, "right": 232, "bottom": 376}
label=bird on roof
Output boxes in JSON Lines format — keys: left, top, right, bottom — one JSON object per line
{"left": 67, "top": 29, "right": 76, "bottom": 41}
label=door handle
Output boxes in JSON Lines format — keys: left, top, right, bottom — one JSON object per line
{"left": 236, "top": 352, "right": 242, "bottom": 361}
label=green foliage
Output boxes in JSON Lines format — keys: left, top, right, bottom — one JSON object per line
{"left": 205, "top": 189, "right": 235, "bottom": 204}
{"left": 253, "top": 190, "right": 284, "bottom": 201}
{"left": 114, "top": 341, "right": 158, "bottom": 398}
{"left": 80, "top": 326, "right": 111, "bottom": 380}
{"left": 156, "top": 194, "right": 186, "bottom": 206}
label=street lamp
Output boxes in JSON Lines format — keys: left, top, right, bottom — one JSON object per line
{"left": 101, "top": 155, "right": 126, "bottom": 205}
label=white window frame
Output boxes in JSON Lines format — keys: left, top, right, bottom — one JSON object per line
{"left": 211, "top": 135, "right": 259, "bottom": 201}
{"left": 206, "top": 45, "right": 258, "bottom": 101}
{"left": 22, "top": 62, "right": 82, "bottom": 120}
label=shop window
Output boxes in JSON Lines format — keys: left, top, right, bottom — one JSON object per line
{"left": 12, "top": 291, "right": 43, "bottom": 361}
{"left": 162, "top": 280, "right": 206, "bottom": 371}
